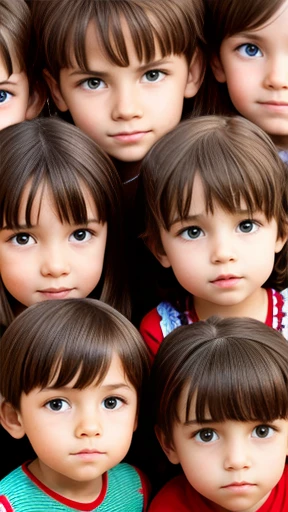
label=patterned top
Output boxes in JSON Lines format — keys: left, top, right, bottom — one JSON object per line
{"left": 140, "top": 288, "right": 288, "bottom": 357}
{"left": 0, "top": 462, "right": 149, "bottom": 511}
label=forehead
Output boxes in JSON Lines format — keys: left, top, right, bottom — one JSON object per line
{"left": 72, "top": 17, "right": 164, "bottom": 69}
{"left": 17, "top": 181, "right": 99, "bottom": 221}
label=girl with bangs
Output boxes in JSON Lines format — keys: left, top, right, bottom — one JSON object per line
{"left": 0, "top": 116, "right": 130, "bottom": 333}
{"left": 149, "top": 316, "right": 288, "bottom": 511}
{"left": 139, "top": 116, "right": 288, "bottom": 357}
{"left": 203, "top": 0, "right": 288, "bottom": 162}
{"left": 0, "top": 298, "right": 151, "bottom": 508}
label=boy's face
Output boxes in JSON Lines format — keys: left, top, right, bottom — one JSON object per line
{"left": 0, "top": 54, "right": 40, "bottom": 130}
{"left": 0, "top": 183, "right": 107, "bottom": 310}
{"left": 157, "top": 174, "right": 286, "bottom": 320}
{"left": 212, "top": 0, "right": 288, "bottom": 148}
{"left": 11, "top": 353, "right": 138, "bottom": 498}
{"left": 45, "top": 20, "right": 201, "bottom": 163}
{"left": 161, "top": 392, "right": 288, "bottom": 511}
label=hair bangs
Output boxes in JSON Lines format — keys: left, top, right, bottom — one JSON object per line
{"left": 185, "top": 338, "right": 288, "bottom": 424}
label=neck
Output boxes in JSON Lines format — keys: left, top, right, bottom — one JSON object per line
{"left": 113, "top": 159, "right": 141, "bottom": 184}
{"left": 193, "top": 287, "right": 268, "bottom": 322}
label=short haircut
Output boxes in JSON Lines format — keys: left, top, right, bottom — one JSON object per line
{"left": 31, "top": 0, "right": 204, "bottom": 81}
{"left": 0, "top": 298, "right": 150, "bottom": 412}
{"left": 0, "top": 117, "right": 130, "bottom": 326}
{"left": 0, "top": 0, "right": 36, "bottom": 86}
{"left": 203, "top": 0, "right": 287, "bottom": 115}
{"left": 151, "top": 316, "right": 288, "bottom": 447}
{"left": 141, "top": 115, "right": 288, "bottom": 290}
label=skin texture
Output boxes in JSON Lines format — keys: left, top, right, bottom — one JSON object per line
{"left": 160, "top": 391, "right": 288, "bottom": 512}
{"left": 0, "top": 183, "right": 107, "bottom": 313}
{"left": 1, "top": 353, "right": 138, "bottom": 503}
{"left": 45, "top": 20, "right": 201, "bottom": 164}
{"left": 0, "top": 54, "right": 43, "bottom": 130}
{"left": 157, "top": 174, "right": 286, "bottom": 320}
{"left": 212, "top": 0, "right": 288, "bottom": 148}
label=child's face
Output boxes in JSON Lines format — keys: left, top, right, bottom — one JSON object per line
{"left": 163, "top": 391, "right": 288, "bottom": 512}
{"left": 212, "top": 0, "right": 288, "bottom": 148}
{"left": 15, "top": 353, "right": 138, "bottom": 499}
{"left": 0, "top": 54, "right": 39, "bottom": 130}
{"left": 45, "top": 20, "right": 200, "bottom": 163}
{"left": 157, "top": 174, "right": 286, "bottom": 320}
{"left": 0, "top": 183, "right": 107, "bottom": 310}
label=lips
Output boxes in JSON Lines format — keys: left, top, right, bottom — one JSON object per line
{"left": 38, "top": 288, "right": 73, "bottom": 299}
{"left": 110, "top": 131, "right": 150, "bottom": 142}
{"left": 210, "top": 275, "right": 242, "bottom": 288}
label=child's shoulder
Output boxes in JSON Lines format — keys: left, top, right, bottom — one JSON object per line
{"left": 148, "top": 473, "right": 210, "bottom": 511}
{"left": 105, "top": 463, "right": 150, "bottom": 510}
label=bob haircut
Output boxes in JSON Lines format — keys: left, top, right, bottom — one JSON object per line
{"left": 151, "top": 316, "right": 288, "bottom": 447}
{"left": 0, "top": 0, "right": 35, "bottom": 84}
{"left": 31, "top": 0, "right": 204, "bottom": 81}
{"left": 141, "top": 115, "right": 288, "bottom": 290}
{"left": 0, "top": 298, "right": 151, "bottom": 412}
{"left": 202, "top": 0, "right": 287, "bottom": 115}
{"left": 0, "top": 117, "right": 130, "bottom": 326}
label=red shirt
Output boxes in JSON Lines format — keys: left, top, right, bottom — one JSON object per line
{"left": 148, "top": 466, "right": 288, "bottom": 511}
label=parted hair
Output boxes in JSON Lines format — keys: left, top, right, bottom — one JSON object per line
{"left": 0, "top": 117, "right": 130, "bottom": 327}
{"left": 141, "top": 115, "right": 288, "bottom": 290}
{"left": 31, "top": 0, "right": 204, "bottom": 81}
{"left": 151, "top": 316, "right": 288, "bottom": 447}
{"left": 0, "top": 298, "right": 150, "bottom": 411}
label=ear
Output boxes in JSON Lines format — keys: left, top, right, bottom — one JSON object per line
{"left": 25, "top": 86, "right": 47, "bottom": 120}
{"left": 155, "top": 425, "right": 180, "bottom": 464}
{"left": 210, "top": 55, "right": 227, "bottom": 83}
{"left": 145, "top": 237, "right": 171, "bottom": 269}
{"left": 43, "top": 69, "right": 69, "bottom": 112}
{"left": 133, "top": 415, "right": 138, "bottom": 432}
{"left": 184, "top": 49, "right": 204, "bottom": 98}
{"left": 275, "top": 233, "right": 288, "bottom": 253}
{"left": 0, "top": 401, "right": 25, "bottom": 439}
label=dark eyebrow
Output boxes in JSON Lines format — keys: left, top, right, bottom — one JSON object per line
{"left": 170, "top": 209, "right": 254, "bottom": 226}
{"left": 0, "top": 79, "right": 18, "bottom": 86}
{"left": 231, "top": 32, "right": 264, "bottom": 42}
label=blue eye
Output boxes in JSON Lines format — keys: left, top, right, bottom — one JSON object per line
{"left": 0, "top": 90, "right": 12, "bottom": 104}
{"left": 81, "top": 78, "right": 105, "bottom": 90}
{"left": 180, "top": 226, "right": 204, "bottom": 240}
{"left": 237, "top": 220, "right": 258, "bottom": 234}
{"left": 142, "top": 70, "right": 165, "bottom": 83}
{"left": 237, "top": 44, "right": 262, "bottom": 58}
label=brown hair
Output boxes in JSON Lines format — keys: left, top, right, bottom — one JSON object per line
{"left": 0, "top": 298, "right": 150, "bottom": 412}
{"left": 0, "top": 117, "right": 130, "bottom": 327}
{"left": 141, "top": 115, "right": 288, "bottom": 290}
{"left": 151, "top": 316, "right": 288, "bottom": 447}
{"left": 202, "top": 0, "right": 287, "bottom": 115}
{"left": 0, "top": 0, "right": 40, "bottom": 88}
{"left": 31, "top": 0, "right": 204, "bottom": 81}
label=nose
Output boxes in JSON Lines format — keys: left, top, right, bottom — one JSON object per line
{"left": 40, "top": 244, "right": 70, "bottom": 277}
{"left": 224, "top": 439, "right": 251, "bottom": 471}
{"left": 210, "top": 232, "right": 237, "bottom": 264}
{"left": 111, "top": 84, "right": 143, "bottom": 121}
{"left": 75, "top": 409, "right": 102, "bottom": 438}
{"left": 264, "top": 56, "right": 288, "bottom": 89}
